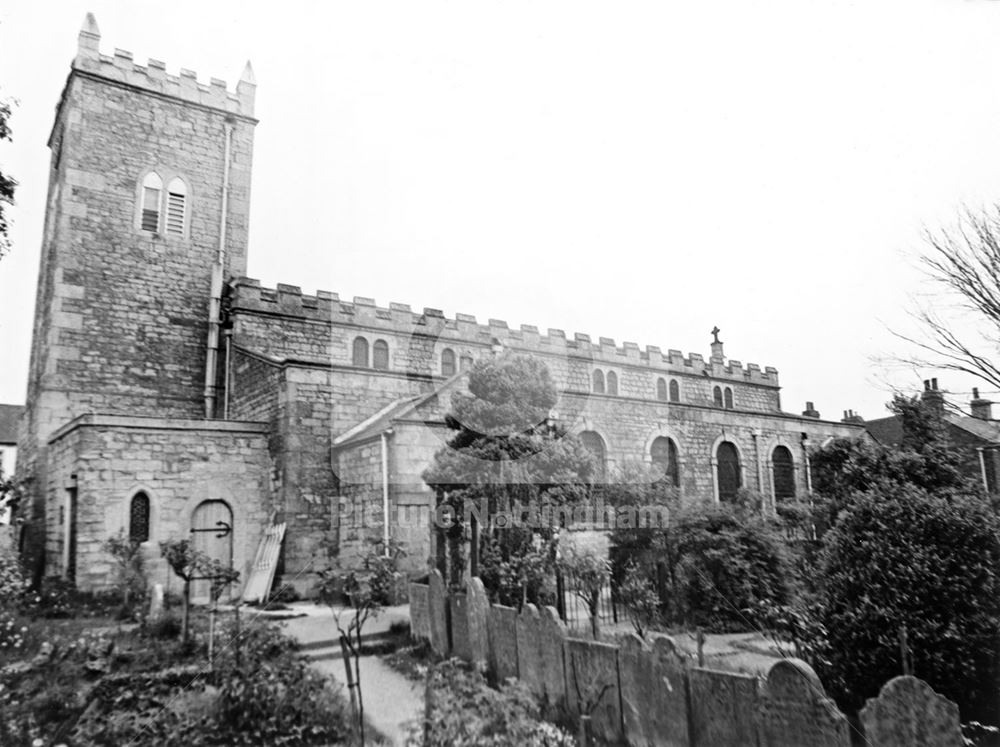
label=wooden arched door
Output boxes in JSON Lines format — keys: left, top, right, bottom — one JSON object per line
{"left": 191, "top": 499, "right": 234, "bottom": 603}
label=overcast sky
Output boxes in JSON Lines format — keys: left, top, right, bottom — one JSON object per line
{"left": 2, "top": 0, "right": 1000, "bottom": 421}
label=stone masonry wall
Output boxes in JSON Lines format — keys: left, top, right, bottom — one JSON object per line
{"left": 45, "top": 415, "right": 270, "bottom": 592}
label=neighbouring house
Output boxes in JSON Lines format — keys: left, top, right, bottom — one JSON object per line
{"left": 0, "top": 403, "right": 23, "bottom": 525}
{"left": 865, "top": 379, "right": 1000, "bottom": 493}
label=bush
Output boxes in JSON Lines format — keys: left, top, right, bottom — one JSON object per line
{"left": 412, "top": 658, "right": 575, "bottom": 746}
{"left": 812, "top": 484, "right": 1000, "bottom": 722}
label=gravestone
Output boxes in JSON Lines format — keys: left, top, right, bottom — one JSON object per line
{"left": 565, "top": 637, "right": 623, "bottom": 745}
{"left": 487, "top": 604, "right": 518, "bottom": 682}
{"left": 757, "top": 658, "right": 850, "bottom": 747}
{"left": 516, "top": 604, "right": 544, "bottom": 697}
{"left": 408, "top": 583, "right": 430, "bottom": 642}
{"left": 148, "top": 583, "right": 165, "bottom": 622}
{"left": 538, "top": 606, "right": 568, "bottom": 708}
{"left": 427, "top": 569, "right": 449, "bottom": 656}
{"left": 689, "top": 667, "right": 758, "bottom": 747}
{"left": 859, "top": 675, "right": 963, "bottom": 747}
{"left": 466, "top": 577, "right": 490, "bottom": 667}
{"left": 618, "top": 633, "right": 690, "bottom": 747}
{"left": 450, "top": 593, "right": 471, "bottom": 660}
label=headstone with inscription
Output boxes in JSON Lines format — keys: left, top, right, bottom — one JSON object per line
{"left": 538, "top": 606, "right": 568, "bottom": 708}
{"left": 689, "top": 667, "right": 758, "bottom": 747}
{"left": 619, "top": 633, "right": 690, "bottom": 747}
{"left": 465, "top": 577, "right": 490, "bottom": 667}
{"left": 565, "top": 637, "right": 623, "bottom": 745}
{"left": 427, "top": 569, "right": 449, "bottom": 656}
{"left": 408, "top": 583, "right": 430, "bottom": 642}
{"left": 756, "top": 658, "right": 850, "bottom": 747}
{"left": 487, "top": 604, "right": 518, "bottom": 682}
{"left": 859, "top": 675, "right": 963, "bottom": 747}
{"left": 516, "top": 603, "right": 544, "bottom": 696}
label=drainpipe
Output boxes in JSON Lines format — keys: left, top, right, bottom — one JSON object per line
{"left": 223, "top": 327, "right": 233, "bottom": 420}
{"left": 802, "top": 434, "right": 815, "bottom": 539}
{"left": 380, "top": 430, "right": 392, "bottom": 557}
{"left": 204, "top": 120, "right": 234, "bottom": 418}
{"left": 978, "top": 447, "right": 989, "bottom": 492}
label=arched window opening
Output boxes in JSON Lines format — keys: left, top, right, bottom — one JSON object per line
{"left": 460, "top": 355, "right": 474, "bottom": 372}
{"left": 165, "top": 177, "right": 187, "bottom": 235}
{"left": 713, "top": 386, "right": 724, "bottom": 407}
{"left": 141, "top": 172, "right": 162, "bottom": 232}
{"left": 373, "top": 339, "right": 389, "bottom": 370}
{"left": 716, "top": 441, "right": 741, "bottom": 502}
{"left": 441, "top": 348, "right": 456, "bottom": 377}
{"left": 772, "top": 445, "right": 795, "bottom": 501}
{"left": 656, "top": 378, "right": 667, "bottom": 401}
{"left": 580, "top": 431, "right": 607, "bottom": 482}
{"left": 606, "top": 371, "right": 619, "bottom": 396}
{"left": 129, "top": 491, "right": 150, "bottom": 543}
{"left": 669, "top": 379, "right": 680, "bottom": 403}
{"left": 724, "top": 387, "right": 734, "bottom": 410}
{"left": 651, "top": 436, "right": 680, "bottom": 488}
{"left": 352, "top": 337, "right": 369, "bottom": 367}
{"left": 592, "top": 370, "right": 605, "bottom": 394}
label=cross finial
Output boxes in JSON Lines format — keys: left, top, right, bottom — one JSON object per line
{"left": 711, "top": 326, "right": 721, "bottom": 344}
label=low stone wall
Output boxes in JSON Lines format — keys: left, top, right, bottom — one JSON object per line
{"left": 408, "top": 578, "right": 965, "bottom": 746}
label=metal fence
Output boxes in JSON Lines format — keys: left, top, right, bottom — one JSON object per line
{"left": 554, "top": 564, "right": 618, "bottom": 634}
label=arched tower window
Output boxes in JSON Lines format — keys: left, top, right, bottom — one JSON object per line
{"left": 165, "top": 177, "right": 187, "bottom": 235}
{"left": 772, "top": 446, "right": 795, "bottom": 501}
{"left": 140, "top": 172, "right": 162, "bottom": 232}
{"left": 352, "top": 337, "right": 369, "bottom": 367}
{"left": 713, "top": 386, "right": 724, "bottom": 407}
{"left": 373, "top": 340, "right": 389, "bottom": 370}
{"left": 441, "top": 348, "right": 456, "bottom": 377}
{"left": 724, "top": 387, "right": 734, "bottom": 410}
{"left": 656, "top": 378, "right": 667, "bottom": 401}
{"left": 129, "top": 491, "right": 150, "bottom": 543}
{"left": 651, "top": 436, "right": 680, "bottom": 488}
{"left": 460, "top": 355, "right": 473, "bottom": 372}
{"left": 669, "top": 379, "right": 680, "bottom": 403}
{"left": 606, "top": 371, "right": 618, "bottom": 396}
{"left": 580, "top": 430, "right": 607, "bottom": 482}
{"left": 716, "top": 441, "right": 741, "bottom": 502}
{"left": 592, "top": 370, "right": 605, "bottom": 394}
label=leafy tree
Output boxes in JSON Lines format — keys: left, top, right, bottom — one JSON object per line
{"left": 616, "top": 563, "right": 660, "bottom": 639}
{"left": 103, "top": 531, "right": 145, "bottom": 614}
{"left": 159, "top": 539, "right": 236, "bottom": 644}
{"left": 0, "top": 94, "right": 15, "bottom": 261}
{"left": 423, "top": 354, "right": 595, "bottom": 598}
{"left": 812, "top": 483, "right": 1000, "bottom": 722}
{"left": 558, "top": 542, "right": 611, "bottom": 639}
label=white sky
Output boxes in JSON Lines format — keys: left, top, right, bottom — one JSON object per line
{"left": 2, "top": 0, "right": 1000, "bottom": 421}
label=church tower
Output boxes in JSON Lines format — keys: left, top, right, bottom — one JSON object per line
{"left": 18, "top": 14, "right": 258, "bottom": 572}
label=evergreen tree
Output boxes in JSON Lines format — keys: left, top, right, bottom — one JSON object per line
{"left": 423, "top": 354, "right": 595, "bottom": 601}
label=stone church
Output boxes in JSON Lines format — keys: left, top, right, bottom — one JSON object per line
{"left": 16, "top": 16, "right": 865, "bottom": 595}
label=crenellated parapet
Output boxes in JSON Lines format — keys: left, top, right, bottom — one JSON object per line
{"left": 228, "top": 278, "right": 780, "bottom": 386}
{"left": 71, "top": 13, "right": 255, "bottom": 119}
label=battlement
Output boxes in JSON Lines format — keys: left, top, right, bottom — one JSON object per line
{"left": 228, "top": 278, "right": 781, "bottom": 386}
{"left": 71, "top": 14, "right": 255, "bottom": 119}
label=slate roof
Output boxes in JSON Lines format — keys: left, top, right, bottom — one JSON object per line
{"left": 0, "top": 404, "right": 23, "bottom": 445}
{"left": 865, "top": 412, "right": 1000, "bottom": 446}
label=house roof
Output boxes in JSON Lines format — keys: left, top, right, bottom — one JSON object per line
{"left": 0, "top": 404, "right": 23, "bottom": 445}
{"left": 865, "top": 412, "right": 1000, "bottom": 447}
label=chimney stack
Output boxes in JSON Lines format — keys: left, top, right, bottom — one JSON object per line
{"left": 971, "top": 387, "right": 993, "bottom": 420}
{"left": 841, "top": 409, "right": 865, "bottom": 424}
{"left": 802, "top": 401, "right": 820, "bottom": 419}
{"left": 921, "top": 379, "right": 945, "bottom": 417}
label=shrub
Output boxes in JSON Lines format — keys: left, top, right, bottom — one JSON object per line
{"left": 812, "top": 484, "right": 1000, "bottom": 722}
{"left": 413, "top": 658, "right": 575, "bottom": 746}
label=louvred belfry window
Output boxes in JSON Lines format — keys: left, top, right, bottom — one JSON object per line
{"left": 141, "top": 172, "right": 162, "bottom": 232}
{"left": 165, "top": 177, "right": 187, "bottom": 235}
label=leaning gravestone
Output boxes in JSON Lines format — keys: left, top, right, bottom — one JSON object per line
{"left": 465, "top": 577, "right": 490, "bottom": 667}
{"left": 689, "top": 667, "right": 758, "bottom": 747}
{"left": 516, "top": 604, "right": 544, "bottom": 697}
{"left": 565, "top": 637, "right": 623, "bottom": 745}
{"left": 487, "top": 604, "right": 518, "bottom": 682}
{"left": 450, "top": 593, "right": 471, "bottom": 660}
{"left": 618, "top": 633, "right": 690, "bottom": 747}
{"left": 408, "top": 583, "right": 430, "bottom": 642}
{"left": 756, "top": 658, "right": 851, "bottom": 747}
{"left": 427, "top": 569, "right": 449, "bottom": 656}
{"left": 859, "top": 675, "right": 963, "bottom": 747}
{"left": 538, "top": 606, "right": 568, "bottom": 709}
